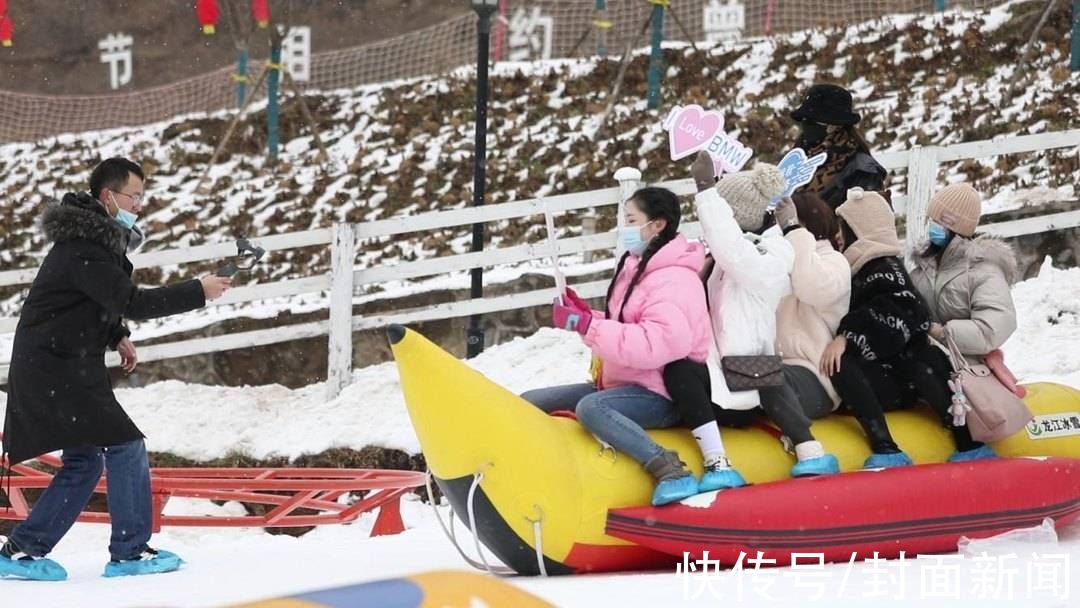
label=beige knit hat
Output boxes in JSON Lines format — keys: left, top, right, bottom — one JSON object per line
{"left": 714, "top": 162, "right": 786, "bottom": 232}
{"left": 835, "top": 187, "right": 902, "bottom": 274}
{"left": 928, "top": 183, "right": 982, "bottom": 237}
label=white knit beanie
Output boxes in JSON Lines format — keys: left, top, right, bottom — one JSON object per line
{"left": 714, "top": 163, "right": 786, "bottom": 232}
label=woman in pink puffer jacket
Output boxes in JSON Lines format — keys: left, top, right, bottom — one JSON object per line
{"left": 521, "top": 187, "right": 713, "bottom": 506}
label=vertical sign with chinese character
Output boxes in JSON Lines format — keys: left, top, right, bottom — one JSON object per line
{"left": 282, "top": 26, "right": 311, "bottom": 82}
{"left": 703, "top": 0, "right": 746, "bottom": 43}
{"left": 508, "top": 7, "right": 553, "bottom": 61}
{"left": 99, "top": 33, "right": 134, "bottom": 90}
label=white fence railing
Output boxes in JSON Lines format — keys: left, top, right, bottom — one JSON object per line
{"left": 1, "top": 129, "right": 1077, "bottom": 397}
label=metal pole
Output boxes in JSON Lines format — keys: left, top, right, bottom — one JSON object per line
{"left": 647, "top": 1, "right": 666, "bottom": 110}
{"left": 596, "top": 0, "right": 608, "bottom": 57}
{"left": 467, "top": 10, "right": 493, "bottom": 359}
{"left": 236, "top": 47, "right": 249, "bottom": 108}
{"left": 1072, "top": 0, "right": 1080, "bottom": 71}
{"left": 267, "top": 43, "right": 282, "bottom": 165}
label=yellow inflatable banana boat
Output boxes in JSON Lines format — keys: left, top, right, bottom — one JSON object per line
{"left": 388, "top": 326, "right": 1080, "bottom": 575}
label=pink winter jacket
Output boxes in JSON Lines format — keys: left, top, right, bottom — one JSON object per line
{"left": 584, "top": 234, "right": 712, "bottom": 400}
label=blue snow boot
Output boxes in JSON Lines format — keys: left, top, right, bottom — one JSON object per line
{"left": 652, "top": 475, "right": 699, "bottom": 506}
{"left": 0, "top": 540, "right": 67, "bottom": 581}
{"left": 646, "top": 450, "right": 699, "bottom": 506}
{"left": 791, "top": 454, "right": 840, "bottom": 477}
{"left": 103, "top": 548, "right": 184, "bottom": 578}
{"left": 863, "top": 451, "right": 914, "bottom": 469}
{"left": 698, "top": 458, "right": 748, "bottom": 492}
{"left": 948, "top": 444, "right": 997, "bottom": 463}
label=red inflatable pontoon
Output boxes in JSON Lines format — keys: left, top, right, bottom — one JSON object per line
{"left": 607, "top": 457, "right": 1080, "bottom": 566}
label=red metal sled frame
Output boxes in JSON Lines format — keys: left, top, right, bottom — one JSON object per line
{"left": 1, "top": 451, "right": 425, "bottom": 536}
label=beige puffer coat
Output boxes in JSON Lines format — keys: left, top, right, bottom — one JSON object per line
{"left": 906, "top": 236, "right": 1019, "bottom": 364}
{"left": 775, "top": 228, "right": 851, "bottom": 409}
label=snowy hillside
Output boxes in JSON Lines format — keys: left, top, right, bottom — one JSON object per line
{"left": 0, "top": 0, "right": 1075, "bottom": 326}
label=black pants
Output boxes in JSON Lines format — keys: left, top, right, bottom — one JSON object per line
{"left": 829, "top": 338, "right": 981, "bottom": 453}
{"left": 663, "top": 359, "right": 826, "bottom": 445}
{"left": 785, "top": 365, "right": 835, "bottom": 420}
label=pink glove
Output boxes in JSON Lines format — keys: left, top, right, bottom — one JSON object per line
{"left": 553, "top": 297, "right": 592, "bottom": 336}
{"left": 563, "top": 288, "right": 591, "bottom": 312}
{"left": 984, "top": 349, "right": 1027, "bottom": 398}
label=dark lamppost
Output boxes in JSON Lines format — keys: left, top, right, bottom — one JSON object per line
{"left": 467, "top": 0, "right": 498, "bottom": 359}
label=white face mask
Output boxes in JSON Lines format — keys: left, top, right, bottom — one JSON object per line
{"left": 619, "top": 221, "right": 652, "bottom": 256}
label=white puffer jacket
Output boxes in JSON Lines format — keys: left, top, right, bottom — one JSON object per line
{"left": 695, "top": 188, "right": 795, "bottom": 410}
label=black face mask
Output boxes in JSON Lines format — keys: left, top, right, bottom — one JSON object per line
{"left": 796, "top": 121, "right": 828, "bottom": 151}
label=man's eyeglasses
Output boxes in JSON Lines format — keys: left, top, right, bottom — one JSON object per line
{"left": 111, "top": 190, "right": 145, "bottom": 205}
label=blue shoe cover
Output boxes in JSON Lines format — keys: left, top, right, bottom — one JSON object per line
{"left": 651, "top": 475, "right": 699, "bottom": 506}
{"left": 698, "top": 468, "right": 748, "bottom": 492}
{"left": 791, "top": 454, "right": 840, "bottom": 477}
{"left": 0, "top": 554, "right": 67, "bottom": 581}
{"left": 863, "top": 452, "right": 914, "bottom": 469}
{"left": 103, "top": 549, "right": 184, "bottom": 578}
{"left": 948, "top": 445, "right": 997, "bottom": 463}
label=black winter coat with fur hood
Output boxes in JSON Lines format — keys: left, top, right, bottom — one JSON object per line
{"left": 2, "top": 192, "right": 205, "bottom": 466}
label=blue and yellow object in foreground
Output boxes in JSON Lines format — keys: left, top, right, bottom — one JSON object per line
{"left": 388, "top": 326, "right": 1080, "bottom": 575}
{"left": 231, "top": 570, "right": 552, "bottom": 608}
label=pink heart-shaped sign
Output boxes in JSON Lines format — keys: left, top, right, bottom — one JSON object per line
{"left": 666, "top": 105, "right": 724, "bottom": 161}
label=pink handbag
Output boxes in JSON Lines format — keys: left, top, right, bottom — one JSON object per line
{"left": 945, "top": 335, "right": 1033, "bottom": 443}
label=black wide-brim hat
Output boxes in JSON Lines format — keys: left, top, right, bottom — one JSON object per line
{"left": 791, "top": 84, "right": 861, "bottom": 126}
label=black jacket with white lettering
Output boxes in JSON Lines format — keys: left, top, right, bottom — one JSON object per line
{"left": 838, "top": 256, "right": 932, "bottom": 362}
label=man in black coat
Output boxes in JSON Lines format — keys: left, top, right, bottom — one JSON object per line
{"left": 1, "top": 158, "right": 232, "bottom": 581}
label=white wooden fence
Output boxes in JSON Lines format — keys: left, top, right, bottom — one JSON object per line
{"left": 0, "top": 129, "right": 1077, "bottom": 397}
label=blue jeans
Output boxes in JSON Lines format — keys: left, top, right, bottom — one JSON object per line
{"left": 520, "top": 383, "right": 681, "bottom": 466}
{"left": 10, "top": 439, "right": 152, "bottom": 561}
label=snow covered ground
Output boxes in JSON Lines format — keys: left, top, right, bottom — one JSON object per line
{"left": 0, "top": 497, "right": 1076, "bottom": 607}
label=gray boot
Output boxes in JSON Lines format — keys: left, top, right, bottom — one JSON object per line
{"left": 644, "top": 450, "right": 692, "bottom": 482}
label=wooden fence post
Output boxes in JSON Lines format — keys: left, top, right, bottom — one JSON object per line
{"left": 613, "top": 167, "right": 644, "bottom": 257}
{"left": 326, "top": 222, "right": 356, "bottom": 400}
{"left": 905, "top": 145, "right": 940, "bottom": 245}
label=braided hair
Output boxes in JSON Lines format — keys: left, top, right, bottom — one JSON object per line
{"left": 604, "top": 187, "right": 681, "bottom": 323}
